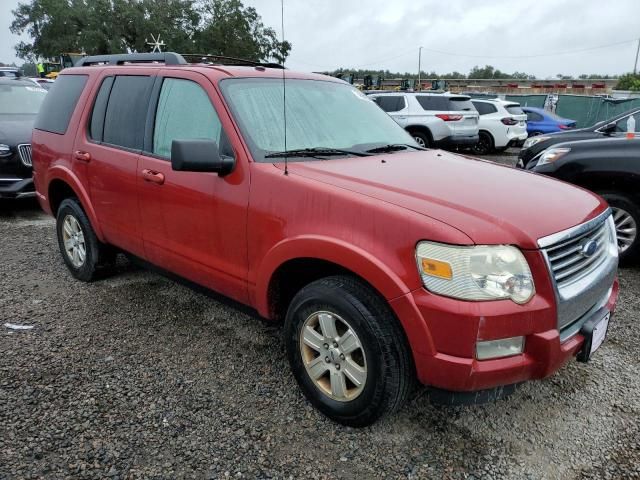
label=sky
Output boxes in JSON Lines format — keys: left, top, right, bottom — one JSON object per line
{"left": 2, "top": 0, "right": 639, "bottom": 78}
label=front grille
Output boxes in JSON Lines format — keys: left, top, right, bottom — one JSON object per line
{"left": 18, "top": 144, "right": 32, "bottom": 167}
{"left": 545, "top": 220, "right": 609, "bottom": 287}
{"left": 539, "top": 211, "right": 617, "bottom": 333}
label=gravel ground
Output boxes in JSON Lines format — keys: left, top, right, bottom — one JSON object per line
{"left": 1, "top": 154, "right": 639, "bottom": 479}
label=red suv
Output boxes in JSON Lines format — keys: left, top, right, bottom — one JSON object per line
{"left": 32, "top": 53, "right": 619, "bottom": 426}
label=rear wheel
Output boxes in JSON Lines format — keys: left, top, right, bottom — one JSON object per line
{"left": 56, "top": 198, "right": 116, "bottom": 281}
{"left": 471, "top": 131, "right": 494, "bottom": 155}
{"left": 284, "top": 276, "right": 414, "bottom": 427}
{"left": 600, "top": 193, "right": 639, "bottom": 264}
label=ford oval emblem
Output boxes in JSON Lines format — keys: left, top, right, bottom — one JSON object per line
{"left": 580, "top": 240, "right": 599, "bottom": 257}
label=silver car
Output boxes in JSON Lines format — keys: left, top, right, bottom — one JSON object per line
{"left": 370, "top": 92, "right": 479, "bottom": 149}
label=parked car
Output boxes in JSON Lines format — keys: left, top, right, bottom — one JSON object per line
{"left": 470, "top": 99, "right": 528, "bottom": 155}
{"left": 522, "top": 107, "right": 576, "bottom": 137}
{"left": 33, "top": 53, "right": 618, "bottom": 426}
{"left": 518, "top": 108, "right": 640, "bottom": 168}
{"left": 529, "top": 137, "right": 640, "bottom": 262}
{"left": 23, "top": 77, "right": 55, "bottom": 90}
{"left": 0, "top": 78, "right": 48, "bottom": 199}
{"left": 369, "top": 91, "right": 479, "bottom": 149}
{"left": 0, "top": 67, "right": 21, "bottom": 78}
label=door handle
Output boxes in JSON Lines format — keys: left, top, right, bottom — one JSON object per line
{"left": 73, "top": 150, "right": 91, "bottom": 162}
{"left": 141, "top": 168, "right": 165, "bottom": 185}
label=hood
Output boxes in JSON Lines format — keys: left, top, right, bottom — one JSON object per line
{"left": 280, "top": 150, "right": 606, "bottom": 249}
{"left": 0, "top": 114, "right": 37, "bottom": 146}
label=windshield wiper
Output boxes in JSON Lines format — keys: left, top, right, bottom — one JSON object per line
{"left": 265, "top": 147, "right": 372, "bottom": 158}
{"left": 364, "top": 143, "right": 426, "bottom": 154}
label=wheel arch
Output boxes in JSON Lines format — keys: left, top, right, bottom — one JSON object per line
{"left": 46, "top": 167, "right": 106, "bottom": 242}
{"left": 405, "top": 124, "right": 434, "bottom": 144}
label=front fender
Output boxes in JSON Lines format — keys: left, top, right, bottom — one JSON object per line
{"left": 47, "top": 166, "right": 105, "bottom": 242}
{"left": 252, "top": 235, "right": 413, "bottom": 318}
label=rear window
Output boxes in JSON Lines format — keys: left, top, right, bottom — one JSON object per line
{"left": 505, "top": 104, "right": 524, "bottom": 115}
{"left": 448, "top": 97, "right": 474, "bottom": 111}
{"left": 34, "top": 75, "right": 87, "bottom": 134}
{"left": 102, "top": 75, "right": 154, "bottom": 150}
{"left": 373, "top": 95, "right": 406, "bottom": 113}
{"left": 0, "top": 83, "right": 47, "bottom": 115}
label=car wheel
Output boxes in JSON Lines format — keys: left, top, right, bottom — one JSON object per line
{"left": 471, "top": 131, "right": 493, "bottom": 155}
{"left": 600, "top": 193, "right": 640, "bottom": 264}
{"left": 409, "top": 130, "right": 431, "bottom": 148}
{"left": 56, "top": 198, "right": 116, "bottom": 281}
{"left": 284, "top": 275, "right": 414, "bottom": 427}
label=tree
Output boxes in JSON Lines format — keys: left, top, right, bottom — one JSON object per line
{"left": 616, "top": 73, "right": 640, "bottom": 91}
{"left": 10, "top": 0, "right": 290, "bottom": 63}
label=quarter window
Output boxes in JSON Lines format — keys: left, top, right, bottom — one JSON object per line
{"left": 34, "top": 74, "right": 88, "bottom": 135}
{"left": 153, "top": 78, "right": 227, "bottom": 159}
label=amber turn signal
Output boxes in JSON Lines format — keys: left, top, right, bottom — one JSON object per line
{"left": 420, "top": 258, "right": 453, "bottom": 280}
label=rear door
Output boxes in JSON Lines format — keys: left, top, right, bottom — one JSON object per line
{"left": 75, "top": 71, "right": 155, "bottom": 256}
{"left": 137, "top": 70, "right": 250, "bottom": 303}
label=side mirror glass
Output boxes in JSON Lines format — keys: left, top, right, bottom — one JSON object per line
{"left": 601, "top": 122, "right": 617, "bottom": 134}
{"left": 171, "top": 139, "right": 235, "bottom": 176}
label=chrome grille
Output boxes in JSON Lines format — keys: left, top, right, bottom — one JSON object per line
{"left": 546, "top": 220, "right": 609, "bottom": 287}
{"left": 538, "top": 210, "right": 618, "bottom": 333}
{"left": 18, "top": 144, "right": 32, "bottom": 167}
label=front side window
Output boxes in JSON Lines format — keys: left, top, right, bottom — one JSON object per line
{"left": 221, "top": 78, "right": 413, "bottom": 162}
{"left": 153, "top": 78, "right": 225, "bottom": 158}
{"left": 374, "top": 95, "right": 405, "bottom": 113}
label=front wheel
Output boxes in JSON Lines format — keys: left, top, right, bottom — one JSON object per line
{"left": 600, "top": 193, "right": 640, "bottom": 264}
{"left": 284, "top": 276, "right": 414, "bottom": 427}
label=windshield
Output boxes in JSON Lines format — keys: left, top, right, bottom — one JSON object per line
{"left": 0, "top": 84, "right": 47, "bottom": 114}
{"left": 220, "top": 78, "right": 415, "bottom": 161}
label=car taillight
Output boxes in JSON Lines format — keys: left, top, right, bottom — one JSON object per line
{"left": 559, "top": 124, "right": 575, "bottom": 130}
{"left": 501, "top": 117, "right": 518, "bottom": 126}
{"left": 436, "top": 114, "right": 463, "bottom": 121}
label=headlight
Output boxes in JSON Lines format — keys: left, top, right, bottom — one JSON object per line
{"left": 0, "top": 144, "right": 11, "bottom": 157}
{"left": 416, "top": 242, "right": 535, "bottom": 304}
{"left": 536, "top": 147, "right": 571, "bottom": 166}
{"left": 522, "top": 136, "right": 550, "bottom": 149}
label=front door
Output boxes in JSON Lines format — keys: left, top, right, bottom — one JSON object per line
{"left": 138, "top": 71, "right": 250, "bottom": 303}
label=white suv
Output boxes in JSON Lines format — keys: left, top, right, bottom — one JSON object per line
{"left": 470, "top": 99, "right": 528, "bottom": 155}
{"left": 369, "top": 92, "right": 479, "bottom": 149}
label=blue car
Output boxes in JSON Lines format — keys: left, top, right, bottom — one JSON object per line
{"left": 522, "top": 107, "right": 576, "bottom": 136}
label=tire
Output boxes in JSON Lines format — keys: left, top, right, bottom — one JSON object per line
{"left": 471, "top": 131, "right": 494, "bottom": 155}
{"left": 599, "top": 192, "right": 640, "bottom": 264}
{"left": 56, "top": 198, "right": 116, "bottom": 281}
{"left": 284, "top": 275, "right": 414, "bottom": 427}
{"left": 408, "top": 130, "right": 431, "bottom": 148}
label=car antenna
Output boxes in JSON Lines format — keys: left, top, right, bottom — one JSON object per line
{"left": 281, "top": 0, "right": 288, "bottom": 176}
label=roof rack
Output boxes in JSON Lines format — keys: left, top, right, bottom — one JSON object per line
{"left": 76, "top": 52, "right": 187, "bottom": 67}
{"left": 181, "top": 54, "right": 284, "bottom": 69}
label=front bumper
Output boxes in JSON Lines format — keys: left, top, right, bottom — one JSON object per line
{"left": 390, "top": 276, "right": 619, "bottom": 392}
{"left": 0, "top": 177, "right": 35, "bottom": 199}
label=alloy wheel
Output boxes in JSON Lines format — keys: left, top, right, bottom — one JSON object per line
{"left": 62, "top": 214, "right": 86, "bottom": 268}
{"left": 414, "top": 136, "right": 426, "bottom": 147}
{"left": 299, "top": 311, "right": 367, "bottom": 402}
{"left": 612, "top": 207, "right": 637, "bottom": 253}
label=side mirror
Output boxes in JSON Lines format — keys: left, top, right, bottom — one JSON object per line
{"left": 171, "top": 139, "right": 235, "bottom": 176}
{"left": 600, "top": 122, "right": 617, "bottom": 134}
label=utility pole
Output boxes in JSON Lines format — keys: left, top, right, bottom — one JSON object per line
{"left": 417, "top": 46, "right": 423, "bottom": 91}
{"left": 634, "top": 38, "right": 640, "bottom": 75}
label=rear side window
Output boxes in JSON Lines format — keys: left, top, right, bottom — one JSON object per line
{"left": 526, "top": 111, "right": 544, "bottom": 122}
{"left": 472, "top": 101, "right": 497, "bottom": 115}
{"left": 448, "top": 97, "right": 474, "bottom": 111}
{"left": 34, "top": 74, "right": 88, "bottom": 134}
{"left": 373, "top": 95, "right": 406, "bottom": 113}
{"left": 416, "top": 95, "right": 449, "bottom": 111}
{"left": 153, "top": 78, "right": 226, "bottom": 158}
{"left": 506, "top": 105, "right": 524, "bottom": 115}
{"left": 103, "top": 75, "right": 154, "bottom": 150}
{"left": 89, "top": 77, "right": 114, "bottom": 141}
